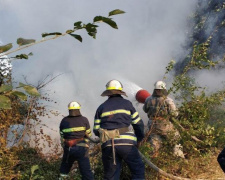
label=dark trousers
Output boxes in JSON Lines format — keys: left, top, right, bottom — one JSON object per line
{"left": 60, "top": 146, "right": 94, "bottom": 180}
{"left": 102, "top": 145, "right": 145, "bottom": 180}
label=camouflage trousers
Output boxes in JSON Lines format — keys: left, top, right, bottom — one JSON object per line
{"left": 148, "top": 119, "right": 184, "bottom": 158}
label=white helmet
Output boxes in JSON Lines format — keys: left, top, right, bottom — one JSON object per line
{"left": 106, "top": 80, "right": 123, "bottom": 91}
{"left": 68, "top": 101, "right": 81, "bottom": 110}
{"left": 154, "top": 81, "right": 166, "bottom": 89}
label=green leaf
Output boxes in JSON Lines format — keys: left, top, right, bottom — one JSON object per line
{"left": 93, "top": 16, "right": 103, "bottom": 22}
{"left": 85, "top": 23, "right": 98, "bottom": 39}
{"left": 0, "top": 43, "right": 13, "bottom": 53}
{"left": 85, "top": 23, "right": 98, "bottom": 31}
{"left": 14, "top": 54, "right": 29, "bottom": 59}
{"left": 0, "top": 95, "right": 11, "bottom": 109}
{"left": 17, "top": 38, "right": 35, "bottom": 46}
{"left": 93, "top": 16, "right": 118, "bottom": 29}
{"left": 42, "top": 32, "right": 62, "bottom": 38}
{"left": 74, "top": 21, "right": 82, "bottom": 28}
{"left": 11, "top": 91, "right": 27, "bottom": 101}
{"left": 31, "top": 165, "right": 39, "bottom": 174}
{"left": 69, "top": 34, "right": 82, "bottom": 42}
{"left": 108, "top": 9, "right": 125, "bottom": 16}
{"left": 19, "top": 83, "right": 40, "bottom": 97}
{"left": 0, "top": 85, "right": 13, "bottom": 93}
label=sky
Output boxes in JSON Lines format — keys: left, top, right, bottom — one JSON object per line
{"left": 0, "top": 0, "right": 198, "bottom": 147}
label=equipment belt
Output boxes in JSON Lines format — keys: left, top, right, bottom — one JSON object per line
{"left": 100, "top": 127, "right": 129, "bottom": 165}
{"left": 64, "top": 138, "right": 84, "bottom": 147}
{"left": 118, "top": 127, "right": 129, "bottom": 134}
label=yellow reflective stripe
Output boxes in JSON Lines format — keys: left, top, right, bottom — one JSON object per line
{"left": 115, "top": 135, "right": 137, "bottom": 141}
{"left": 131, "top": 112, "right": 138, "bottom": 119}
{"left": 62, "top": 127, "right": 86, "bottom": 133}
{"left": 94, "top": 125, "right": 100, "bottom": 130}
{"left": 95, "top": 119, "right": 101, "bottom": 123}
{"left": 86, "top": 129, "right": 91, "bottom": 133}
{"left": 101, "top": 109, "right": 131, "bottom": 118}
{"left": 68, "top": 107, "right": 80, "bottom": 110}
{"left": 132, "top": 117, "right": 141, "bottom": 124}
{"left": 107, "top": 87, "right": 123, "bottom": 90}
{"left": 105, "top": 143, "right": 133, "bottom": 147}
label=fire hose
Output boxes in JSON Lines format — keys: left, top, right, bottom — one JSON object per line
{"left": 87, "top": 137, "right": 190, "bottom": 180}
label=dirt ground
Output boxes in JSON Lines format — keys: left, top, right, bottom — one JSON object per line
{"left": 184, "top": 152, "right": 225, "bottom": 180}
{"left": 194, "top": 155, "right": 224, "bottom": 180}
{"left": 157, "top": 150, "right": 225, "bottom": 180}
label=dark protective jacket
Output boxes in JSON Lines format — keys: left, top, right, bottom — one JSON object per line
{"left": 60, "top": 115, "right": 92, "bottom": 147}
{"left": 218, "top": 146, "right": 225, "bottom": 173}
{"left": 93, "top": 95, "right": 144, "bottom": 148}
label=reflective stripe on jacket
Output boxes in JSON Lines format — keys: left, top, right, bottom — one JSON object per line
{"left": 60, "top": 115, "right": 92, "bottom": 147}
{"left": 94, "top": 95, "right": 144, "bottom": 147}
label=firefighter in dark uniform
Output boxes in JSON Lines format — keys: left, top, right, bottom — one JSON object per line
{"left": 59, "top": 101, "right": 94, "bottom": 180}
{"left": 93, "top": 80, "right": 145, "bottom": 180}
{"left": 218, "top": 146, "right": 225, "bottom": 173}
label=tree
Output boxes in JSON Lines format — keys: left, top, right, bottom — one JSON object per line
{"left": 0, "top": 9, "right": 125, "bottom": 179}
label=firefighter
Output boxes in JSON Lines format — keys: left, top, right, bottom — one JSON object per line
{"left": 217, "top": 146, "right": 225, "bottom": 173}
{"left": 143, "top": 80, "right": 184, "bottom": 158}
{"left": 59, "top": 101, "right": 94, "bottom": 180}
{"left": 93, "top": 79, "right": 145, "bottom": 180}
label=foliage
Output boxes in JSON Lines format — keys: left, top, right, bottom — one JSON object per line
{"left": 165, "top": 32, "right": 225, "bottom": 156}
{"left": 16, "top": 147, "right": 61, "bottom": 180}
{"left": 0, "top": 76, "right": 61, "bottom": 179}
{"left": 0, "top": 146, "right": 21, "bottom": 180}
{"left": 1, "top": 2, "right": 225, "bottom": 179}
{"left": 133, "top": 1, "right": 225, "bottom": 178}
{"left": 0, "top": 9, "right": 125, "bottom": 59}
{"left": 139, "top": 142, "right": 223, "bottom": 179}
{"left": 0, "top": 9, "right": 124, "bottom": 179}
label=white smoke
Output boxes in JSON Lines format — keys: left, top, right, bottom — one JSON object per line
{"left": 194, "top": 69, "right": 225, "bottom": 94}
{"left": 0, "top": 0, "right": 198, "bottom": 150}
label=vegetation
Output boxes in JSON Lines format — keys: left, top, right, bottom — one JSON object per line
{"left": 0, "top": 9, "right": 125, "bottom": 179}
{"left": 1, "top": 1, "right": 225, "bottom": 179}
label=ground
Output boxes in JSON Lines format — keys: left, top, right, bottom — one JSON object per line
{"left": 194, "top": 153, "right": 224, "bottom": 180}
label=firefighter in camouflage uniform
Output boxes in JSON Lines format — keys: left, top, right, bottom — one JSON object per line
{"left": 143, "top": 80, "right": 184, "bottom": 158}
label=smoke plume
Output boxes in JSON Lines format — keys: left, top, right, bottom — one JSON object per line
{"left": 0, "top": 0, "right": 198, "bottom": 148}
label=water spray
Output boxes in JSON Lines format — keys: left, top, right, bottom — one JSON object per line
{"left": 122, "top": 80, "right": 151, "bottom": 103}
